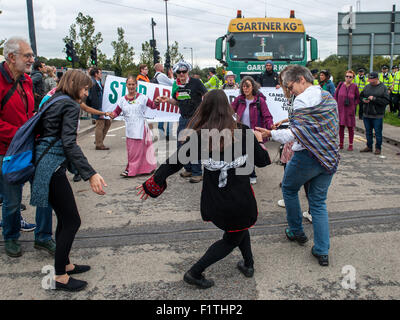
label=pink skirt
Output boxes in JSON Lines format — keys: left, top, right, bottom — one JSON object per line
{"left": 125, "top": 126, "right": 157, "bottom": 176}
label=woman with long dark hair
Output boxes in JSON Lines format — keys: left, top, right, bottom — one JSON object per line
{"left": 31, "top": 69, "right": 107, "bottom": 292}
{"left": 137, "top": 89, "right": 271, "bottom": 288}
{"left": 231, "top": 76, "right": 273, "bottom": 184}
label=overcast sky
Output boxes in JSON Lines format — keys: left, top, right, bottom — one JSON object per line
{"left": 0, "top": 0, "right": 396, "bottom": 68}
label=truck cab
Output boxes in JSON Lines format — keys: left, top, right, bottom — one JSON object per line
{"left": 215, "top": 10, "right": 318, "bottom": 81}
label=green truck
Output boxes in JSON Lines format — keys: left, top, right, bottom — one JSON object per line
{"left": 215, "top": 10, "right": 319, "bottom": 80}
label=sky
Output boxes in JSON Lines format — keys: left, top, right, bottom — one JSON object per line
{"left": 0, "top": 0, "right": 397, "bottom": 68}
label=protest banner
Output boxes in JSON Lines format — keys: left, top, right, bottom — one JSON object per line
{"left": 102, "top": 75, "right": 180, "bottom": 122}
{"left": 102, "top": 75, "right": 289, "bottom": 123}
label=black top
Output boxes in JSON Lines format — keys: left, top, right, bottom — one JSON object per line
{"left": 86, "top": 77, "right": 103, "bottom": 120}
{"left": 173, "top": 78, "right": 207, "bottom": 119}
{"left": 259, "top": 70, "right": 279, "bottom": 87}
{"left": 35, "top": 92, "right": 96, "bottom": 181}
{"left": 360, "top": 83, "right": 390, "bottom": 119}
{"left": 152, "top": 124, "right": 271, "bottom": 232}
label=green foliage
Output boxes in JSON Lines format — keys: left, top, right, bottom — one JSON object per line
{"left": 139, "top": 41, "right": 155, "bottom": 78}
{"left": 111, "top": 27, "right": 135, "bottom": 76}
{"left": 166, "top": 41, "right": 184, "bottom": 66}
{"left": 0, "top": 39, "right": 5, "bottom": 56}
{"left": 63, "top": 12, "right": 103, "bottom": 68}
{"left": 309, "top": 55, "right": 400, "bottom": 85}
{"left": 383, "top": 111, "right": 400, "bottom": 127}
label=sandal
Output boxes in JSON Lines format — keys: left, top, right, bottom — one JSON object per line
{"left": 120, "top": 171, "right": 128, "bottom": 177}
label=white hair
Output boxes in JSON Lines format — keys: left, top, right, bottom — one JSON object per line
{"left": 3, "top": 37, "right": 29, "bottom": 61}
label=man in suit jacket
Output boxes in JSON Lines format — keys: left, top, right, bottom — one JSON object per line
{"left": 87, "top": 68, "right": 111, "bottom": 150}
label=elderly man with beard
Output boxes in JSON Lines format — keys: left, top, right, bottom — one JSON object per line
{"left": 0, "top": 37, "right": 37, "bottom": 257}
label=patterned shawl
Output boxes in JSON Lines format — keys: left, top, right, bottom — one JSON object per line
{"left": 289, "top": 91, "right": 340, "bottom": 174}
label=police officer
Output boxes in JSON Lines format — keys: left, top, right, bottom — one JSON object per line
{"left": 379, "top": 65, "right": 394, "bottom": 112}
{"left": 353, "top": 68, "right": 368, "bottom": 119}
{"left": 311, "top": 69, "right": 319, "bottom": 85}
{"left": 204, "top": 67, "right": 222, "bottom": 91}
{"left": 392, "top": 65, "right": 400, "bottom": 117}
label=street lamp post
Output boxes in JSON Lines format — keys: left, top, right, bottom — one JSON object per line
{"left": 164, "top": 0, "right": 171, "bottom": 70}
{"left": 183, "top": 47, "right": 193, "bottom": 67}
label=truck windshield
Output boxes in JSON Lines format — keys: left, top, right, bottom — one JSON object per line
{"left": 228, "top": 32, "right": 304, "bottom": 61}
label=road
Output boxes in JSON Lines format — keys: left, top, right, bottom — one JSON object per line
{"left": 1, "top": 121, "right": 400, "bottom": 301}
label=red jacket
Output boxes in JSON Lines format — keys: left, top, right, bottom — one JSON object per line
{"left": 0, "top": 62, "right": 35, "bottom": 155}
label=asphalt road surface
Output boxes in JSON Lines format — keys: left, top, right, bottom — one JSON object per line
{"left": 1, "top": 121, "right": 400, "bottom": 300}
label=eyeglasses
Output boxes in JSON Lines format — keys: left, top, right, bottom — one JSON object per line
{"left": 345, "top": 75, "right": 353, "bottom": 78}
{"left": 286, "top": 82, "right": 295, "bottom": 92}
{"left": 176, "top": 70, "right": 188, "bottom": 74}
{"left": 17, "top": 53, "right": 35, "bottom": 59}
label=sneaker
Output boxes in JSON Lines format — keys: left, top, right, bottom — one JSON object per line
{"left": 4, "top": 239, "right": 22, "bottom": 258}
{"left": 189, "top": 176, "right": 203, "bottom": 183}
{"left": 34, "top": 239, "right": 56, "bottom": 256}
{"left": 374, "top": 148, "right": 381, "bottom": 155}
{"left": 303, "top": 211, "right": 312, "bottom": 223}
{"left": 285, "top": 228, "right": 308, "bottom": 245}
{"left": 347, "top": 145, "right": 353, "bottom": 151}
{"left": 277, "top": 199, "right": 285, "bottom": 208}
{"left": 180, "top": 171, "right": 192, "bottom": 178}
{"left": 360, "top": 147, "right": 372, "bottom": 153}
{"left": 250, "top": 177, "right": 257, "bottom": 185}
{"left": 311, "top": 246, "right": 329, "bottom": 267}
{"left": 21, "top": 217, "right": 36, "bottom": 232}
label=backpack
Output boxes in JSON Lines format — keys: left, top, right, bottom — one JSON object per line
{"left": 150, "top": 72, "right": 160, "bottom": 84}
{"left": 1, "top": 94, "right": 72, "bottom": 185}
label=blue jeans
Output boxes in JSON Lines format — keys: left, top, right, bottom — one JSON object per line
{"left": 158, "top": 122, "right": 171, "bottom": 137}
{"left": 363, "top": 117, "right": 383, "bottom": 150}
{"left": 35, "top": 206, "right": 53, "bottom": 241}
{"left": 177, "top": 116, "right": 202, "bottom": 176}
{"left": 282, "top": 150, "right": 334, "bottom": 255}
{"left": 0, "top": 155, "right": 23, "bottom": 240}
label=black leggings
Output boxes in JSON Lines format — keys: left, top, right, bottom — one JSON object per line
{"left": 189, "top": 230, "right": 253, "bottom": 278}
{"left": 48, "top": 168, "right": 81, "bottom": 275}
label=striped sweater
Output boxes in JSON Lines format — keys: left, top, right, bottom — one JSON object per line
{"left": 290, "top": 91, "right": 340, "bottom": 174}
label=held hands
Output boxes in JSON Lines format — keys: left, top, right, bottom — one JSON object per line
{"left": 160, "top": 96, "right": 169, "bottom": 104}
{"left": 253, "top": 130, "right": 263, "bottom": 143}
{"left": 89, "top": 173, "right": 107, "bottom": 195}
{"left": 255, "top": 127, "right": 272, "bottom": 139}
{"left": 154, "top": 96, "right": 162, "bottom": 105}
{"left": 136, "top": 185, "right": 149, "bottom": 201}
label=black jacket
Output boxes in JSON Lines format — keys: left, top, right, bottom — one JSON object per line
{"left": 360, "top": 83, "right": 390, "bottom": 118}
{"left": 35, "top": 92, "right": 96, "bottom": 180}
{"left": 86, "top": 77, "right": 103, "bottom": 120}
{"left": 259, "top": 70, "right": 279, "bottom": 87}
{"left": 147, "top": 124, "right": 271, "bottom": 232}
{"left": 30, "top": 70, "right": 45, "bottom": 111}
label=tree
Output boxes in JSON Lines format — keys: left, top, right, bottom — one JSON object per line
{"left": 0, "top": 39, "right": 5, "bottom": 56}
{"left": 139, "top": 41, "right": 155, "bottom": 78}
{"left": 63, "top": 12, "right": 103, "bottom": 68}
{"left": 165, "top": 41, "right": 184, "bottom": 66}
{"left": 111, "top": 27, "right": 135, "bottom": 76}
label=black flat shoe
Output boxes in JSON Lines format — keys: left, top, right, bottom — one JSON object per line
{"left": 311, "top": 246, "right": 329, "bottom": 267}
{"left": 55, "top": 277, "right": 88, "bottom": 292}
{"left": 183, "top": 271, "right": 214, "bottom": 289}
{"left": 66, "top": 264, "right": 91, "bottom": 275}
{"left": 237, "top": 260, "right": 254, "bottom": 278}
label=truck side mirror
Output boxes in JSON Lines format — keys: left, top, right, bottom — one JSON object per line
{"left": 215, "top": 37, "right": 224, "bottom": 61}
{"left": 310, "top": 37, "right": 318, "bottom": 61}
